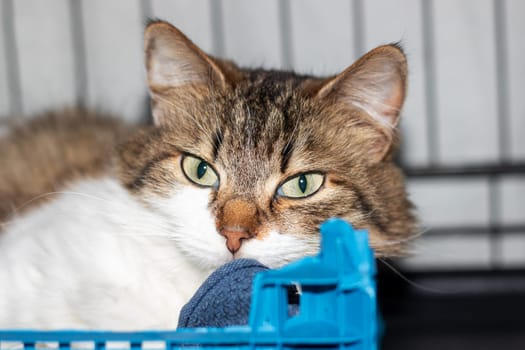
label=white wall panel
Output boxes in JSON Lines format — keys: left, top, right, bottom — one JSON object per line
{"left": 221, "top": 0, "right": 283, "bottom": 69}
{"left": 407, "top": 178, "right": 490, "bottom": 227}
{"left": 506, "top": 0, "right": 525, "bottom": 160}
{"left": 500, "top": 177, "right": 525, "bottom": 224}
{"left": 501, "top": 234, "right": 525, "bottom": 267}
{"left": 433, "top": 0, "right": 499, "bottom": 164}
{"left": 363, "top": 0, "right": 428, "bottom": 166}
{"left": 401, "top": 234, "right": 491, "bottom": 270}
{"left": 0, "top": 2, "right": 9, "bottom": 118}
{"left": 2, "top": 0, "right": 524, "bottom": 271}
{"left": 288, "top": 0, "right": 354, "bottom": 76}
{"left": 149, "top": 0, "right": 215, "bottom": 54}
{"left": 82, "top": 0, "right": 146, "bottom": 121}
{"left": 13, "top": 0, "right": 76, "bottom": 116}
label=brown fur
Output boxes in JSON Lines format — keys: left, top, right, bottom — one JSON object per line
{"left": 0, "top": 109, "right": 133, "bottom": 223}
{"left": 116, "top": 21, "right": 417, "bottom": 256}
{"left": 117, "top": 72, "right": 415, "bottom": 256}
{"left": 1, "top": 21, "right": 417, "bottom": 257}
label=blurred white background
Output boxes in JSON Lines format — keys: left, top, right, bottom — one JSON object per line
{"left": 0, "top": 0, "right": 524, "bottom": 270}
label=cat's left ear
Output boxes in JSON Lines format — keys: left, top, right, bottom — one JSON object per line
{"left": 312, "top": 44, "right": 407, "bottom": 162}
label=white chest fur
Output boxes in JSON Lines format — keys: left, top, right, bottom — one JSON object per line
{"left": 0, "top": 176, "right": 211, "bottom": 330}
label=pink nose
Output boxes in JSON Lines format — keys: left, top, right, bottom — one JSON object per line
{"left": 221, "top": 229, "right": 251, "bottom": 254}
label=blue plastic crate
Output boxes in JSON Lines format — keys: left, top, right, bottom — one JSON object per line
{"left": 0, "top": 218, "right": 378, "bottom": 350}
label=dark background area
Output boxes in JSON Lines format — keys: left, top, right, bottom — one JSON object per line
{"left": 379, "top": 263, "right": 525, "bottom": 349}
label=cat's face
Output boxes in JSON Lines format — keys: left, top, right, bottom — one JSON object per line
{"left": 117, "top": 21, "right": 416, "bottom": 270}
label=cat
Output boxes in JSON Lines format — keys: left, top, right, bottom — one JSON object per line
{"left": 0, "top": 20, "right": 416, "bottom": 330}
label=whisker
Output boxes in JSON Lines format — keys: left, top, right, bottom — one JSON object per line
{"left": 373, "top": 227, "right": 430, "bottom": 247}
{"left": 1, "top": 191, "right": 114, "bottom": 227}
{"left": 25, "top": 191, "right": 110, "bottom": 208}
{"left": 377, "top": 258, "right": 459, "bottom": 294}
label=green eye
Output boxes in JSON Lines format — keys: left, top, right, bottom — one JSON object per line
{"left": 277, "top": 173, "right": 324, "bottom": 198}
{"left": 181, "top": 155, "right": 219, "bottom": 188}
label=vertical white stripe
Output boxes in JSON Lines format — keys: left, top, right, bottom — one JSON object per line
{"left": 222, "top": 0, "right": 283, "bottom": 69}
{"left": 289, "top": 0, "right": 354, "bottom": 76}
{"left": 433, "top": 0, "right": 499, "bottom": 164}
{"left": 0, "top": 2, "right": 9, "bottom": 118}
{"left": 506, "top": 0, "right": 525, "bottom": 160}
{"left": 81, "top": 0, "right": 146, "bottom": 121}
{"left": 13, "top": 0, "right": 76, "bottom": 116}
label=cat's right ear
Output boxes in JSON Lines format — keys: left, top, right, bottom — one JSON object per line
{"left": 307, "top": 44, "right": 407, "bottom": 163}
{"left": 144, "top": 21, "right": 239, "bottom": 124}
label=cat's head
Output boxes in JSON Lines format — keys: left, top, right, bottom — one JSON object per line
{"left": 117, "top": 21, "right": 416, "bottom": 270}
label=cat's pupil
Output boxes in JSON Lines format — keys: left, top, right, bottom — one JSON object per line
{"left": 197, "top": 161, "right": 208, "bottom": 179}
{"left": 298, "top": 174, "right": 307, "bottom": 193}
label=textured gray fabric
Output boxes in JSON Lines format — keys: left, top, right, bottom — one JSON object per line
{"left": 177, "top": 259, "right": 268, "bottom": 328}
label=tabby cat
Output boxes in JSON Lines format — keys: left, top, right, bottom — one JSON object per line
{"left": 0, "top": 21, "right": 415, "bottom": 329}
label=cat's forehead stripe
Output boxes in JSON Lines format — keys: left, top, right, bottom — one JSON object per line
{"left": 212, "top": 129, "right": 223, "bottom": 161}
{"left": 280, "top": 140, "right": 294, "bottom": 174}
